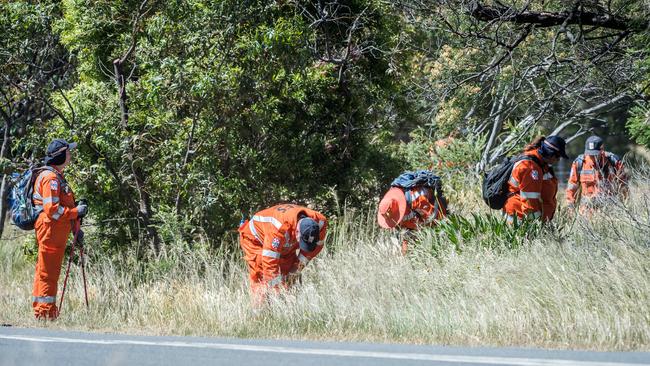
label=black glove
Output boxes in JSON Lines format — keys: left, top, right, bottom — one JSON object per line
{"left": 75, "top": 229, "right": 85, "bottom": 247}
{"left": 76, "top": 203, "right": 88, "bottom": 218}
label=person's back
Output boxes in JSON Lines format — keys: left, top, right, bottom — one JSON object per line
{"left": 505, "top": 149, "right": 544, "bottom": 221}
{"left": 377, "top": 171, "right": 448, "bottom": 231}
{"left": 566, "top": 135, "right": 628, "bottom": 210}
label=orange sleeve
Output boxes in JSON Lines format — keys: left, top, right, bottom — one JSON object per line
{"left": 260, "top": 228, "right": 287, "bottom": 288}
{"left": 541, "top": 175, "right": 558, "bottom": 222}
{"left": 299, "top": 213, "right": 327, "bottom": 263}
{"left": 421, "top": 189, "right": 447, "bottom": 223}
{"left": 412, "top": 195, "right": 433, "bottom": 217}
{"left": 566, "top": 161, "right": 580, "bottom": 204}
{"left": 512, "top": 161, "right": 542, "bottom": 218}
{"left": 39, "top": 175, "right": 78, "bottom": 221}
{"left": 411, "top": 194, "right": 441, "bottom": 225}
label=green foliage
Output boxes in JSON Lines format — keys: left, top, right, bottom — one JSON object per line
{"left": 627, "top": 103, "right": 650, "bottom": 148}
{"left": 0, "top": 1, "right": 72, "bottom": 165}
{"left": 626, "top": 36, "right": 650, "bottom": 149}
{"left": 40, "top": 0, "right": 413, "bottom": 250}
{"left": 393, "top": 0, "right": 649, "bottom": 170}
{"left": 400, "top": 127, "right": 484, "bottom": 192}
{"left": 20, "top": 235, "right": 38, "bottom": 263}
{"left": 413, "top": 213, "right": 543, "bottom": 257}
{"left": 4, "top": 0, "right": 648, "bottom": 254}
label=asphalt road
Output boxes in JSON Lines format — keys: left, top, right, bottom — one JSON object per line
{"left": 1, "top": 326, "right": 649, "bottom": 366}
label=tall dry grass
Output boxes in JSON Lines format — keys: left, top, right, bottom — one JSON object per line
{"left": 0, "top": 178, "right": 648, "bottom": 350}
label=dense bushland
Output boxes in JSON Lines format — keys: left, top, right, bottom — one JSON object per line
{"left": 2, "top": 1, "right": 650, "bottom": 252}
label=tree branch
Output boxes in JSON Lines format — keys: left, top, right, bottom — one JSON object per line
{"left": 550, "top": 93, "right": 631, "bottom": 135}
{"left": 470, "top": 2, "right": 648, "bottom": 32}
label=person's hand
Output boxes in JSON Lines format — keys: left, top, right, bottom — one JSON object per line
{"left": 286, "top": 271, "right": 302, "bottom": 287}
{"left": 75, "top": 229, "right": 85, "bottom": 247}
{"left": 76, "top": 203, "right": 88, "bottom": 218}
{"left": 296, "top": 261, "right": 306, "bottom": 273}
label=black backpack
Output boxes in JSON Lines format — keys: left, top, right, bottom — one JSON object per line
{"left": 482, "top": 155, "right": 543, "bottom": 210}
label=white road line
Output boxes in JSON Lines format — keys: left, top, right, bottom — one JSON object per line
{"left": 0, "top": 334, "right": 646, "bottom": 366}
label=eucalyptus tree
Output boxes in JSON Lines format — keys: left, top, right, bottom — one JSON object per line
{"left": 393, "top": 0, "right": 650, "bottom": 170}
{"left": 0, "top": 2, "right": 73, "bottom": 238}
{"left": 49, "top": 0, "right": 410, "bottom": 252}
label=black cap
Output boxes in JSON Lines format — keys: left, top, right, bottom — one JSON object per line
{"left": 298, "top": 218, "right": 320, "bottom": 252}
{"left": 44, "top": 139, "right": 77, "bottom": 164}
{"left": 543, "top": 135, "right": 569, "bottom": 159}
{"left": 584, "top": 135, "right": 604, "bottom": 155}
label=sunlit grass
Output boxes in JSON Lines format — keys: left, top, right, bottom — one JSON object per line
{"left": 0, "top": 180, "right": 648, "bottom": 351}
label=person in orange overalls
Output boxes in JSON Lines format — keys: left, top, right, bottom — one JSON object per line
{"left": 238, "top": 204, "right": 327, "bottom": 306}
{"left": 377, "top": 176, "right": 448, "bottom": 254}
{"left": 566, "top": 135, "right": 628, "bottom": 213}
{"left": 504, "top": 135, "right": 568, "bottom": 223}
{"left": 32, "top": 139, "right": 88, "bottom": 319}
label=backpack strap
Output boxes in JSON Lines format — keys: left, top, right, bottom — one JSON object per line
{"left": 573, "top": 155, "right": 584, "bottom": 181}
{"left": 604, "top": 152, "right": 621, "bottom": 176}
{"left": 32, "top": 166, "right": 67, "bottom": 201}
{"left": 31, "top": 167, "right": 50, "bottom": 202}
{"left": 403, "top": 186, "right": 429, "bottom": 206}
{"left": 515, "top": 154, "right": 544, "bottom": 170}
{"left": 577, "top": 156, "right": 583, "bottom": 174}
{"left": 575, "top": 153, "right": 617, "bottom": 180}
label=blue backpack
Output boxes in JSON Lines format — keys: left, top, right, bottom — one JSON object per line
{"left": 391, "top": 170, "right": 442, "bottom": 191}
{"left": 391, "top": 170, "right": 447, "bottom": 211}
{"left": 9, "top": 166, "right": 52, "bottom": 230}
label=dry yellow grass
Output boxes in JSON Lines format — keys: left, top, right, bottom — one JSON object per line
{"left": 1, "top": 182, "right": 648, "bottom": 351}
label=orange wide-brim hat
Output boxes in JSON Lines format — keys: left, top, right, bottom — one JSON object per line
{"left": 377, "top": 187, "right": 407, "bottom": 229}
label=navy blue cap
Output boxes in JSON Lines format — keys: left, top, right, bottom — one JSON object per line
{"left": 543, "top": 135, "right": 568, "bottom": 159}
{"left": 585, "top": 135, "right": 604, "bottom": 155}
{"left": 44, "top": 139, "right": 77, "bottom": 164}
{"left": 298, "top": 218, "right": 319, "bottom": 252}
{"left": 46, "top": 139, "right": 77, "bottom": 156}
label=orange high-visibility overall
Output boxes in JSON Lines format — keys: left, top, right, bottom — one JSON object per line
{"left": 394, "top": 186, "right": 447, "bottom": 255}
{"left": 32, "top": 167, "right": 80, "bottom": 319}
{"left": 238, "top": 204, "right": 327, "bottom": 302}
{"left": 566, "top": 152, "right": 628, "bottom": 211}
{"left": 541, "top": 167, "right": 558, "bottom": 222}
{"left": 398, "top": 186, "right": 447, "bottom": 230}
{"left": 504, "top": 149, "right": 558, "bottom": 222}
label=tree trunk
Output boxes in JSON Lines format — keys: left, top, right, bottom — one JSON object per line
{"left": 0, "top": 118, "right": 12, "bottom": 239}
{"left": 113, "top": 59, "right": 160, "bottom": 255}
{"left": 0, "top": 174, "right": 9, "bottom": 238}
{"left": 175, "top": 116, "right": 196, "bottom": 216}
{"left": 478, "top": 88, "right": 507, "bottom": 172}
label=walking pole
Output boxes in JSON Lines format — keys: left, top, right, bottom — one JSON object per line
{"left": 58, "top": 226, "right": 80, "bottom": 313}
{"left": 79, "top": 244, "right": 89, "bottom": 307}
